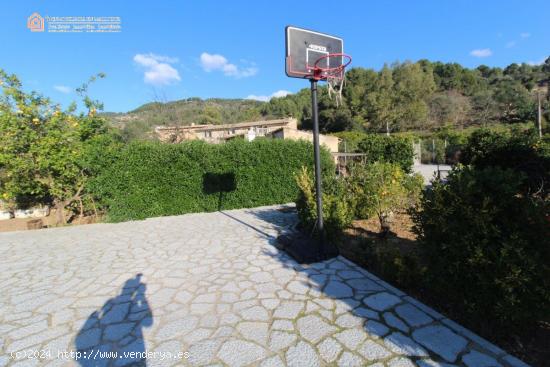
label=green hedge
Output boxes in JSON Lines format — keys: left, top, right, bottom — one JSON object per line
{"left": 88, "top": 139, "right": 334, "bottom": 222}
{"left": 356, "top": 134, "right": 414, "bottom": 172}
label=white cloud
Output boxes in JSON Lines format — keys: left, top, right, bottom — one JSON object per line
{"left": 246, "top": 90, "right": 292, "bottom": 102}
{"left": 133, "top": 53, "right": 181, "bottom": 86}
{"left": 148, "top": 54, "right": 179, "bottom": 63}
{"left": 200, "top": 52, "right": 258, "bottom": 78}
{"left": 505, "top": 33, "right": 532, "bottom": 49}
{"left": 470, "top": 48, "right": 492, "bottom": 58}
{"left": 53, "top": 85, "right": 71, "bottom": 94}
{"left": 246, "top": 95, "right": 270, "bottom": 102}
{"left": 271, "top": 90, "right": 291, "bottom": 98}
{"left": 200, "top": 53, "right": 227, "bottom": 71}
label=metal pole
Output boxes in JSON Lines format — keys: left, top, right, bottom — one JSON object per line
{"left": 538, "top": 91, "right": 543, "bottom": 139}
{"left": 310, "top": 80, "right": 324, "bottom": 245}
{"left": 344, "top": 140, "right": 347, "bottom": 169}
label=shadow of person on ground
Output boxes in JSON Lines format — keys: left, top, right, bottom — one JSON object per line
{"left": 75, "top": 274, "right": 153, "bottom": 367}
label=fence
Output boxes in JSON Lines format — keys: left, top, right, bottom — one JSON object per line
{"left": 416, "top": 138, "right": 461, "bottom": 165}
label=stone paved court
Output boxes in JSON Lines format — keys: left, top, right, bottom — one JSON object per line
{"left": 0, "top": 205, "right": 529, "bottom": 367}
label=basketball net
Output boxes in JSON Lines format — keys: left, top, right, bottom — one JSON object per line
{"left": 313, "top": 53, "right": 351, "bottom": 108}
{"left": 326, "top": 70, "right": 346, "bottom": 107}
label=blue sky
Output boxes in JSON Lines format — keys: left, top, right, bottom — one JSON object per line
{"left": 1, "top": 0, "right": 549, "bottom": 112}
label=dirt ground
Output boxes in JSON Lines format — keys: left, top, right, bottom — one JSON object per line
{"left": 0, "top": 212, "right": 98, "bottom": 233}
{"left": 346, "top": 212, "right": 417, "bottom": 241}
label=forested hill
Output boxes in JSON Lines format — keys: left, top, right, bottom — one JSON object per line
{"left": 104, "top": 98, "right": 265, "bottom": 140}
{"left": 106, "top": 58, "right": 550, "bottom": 141}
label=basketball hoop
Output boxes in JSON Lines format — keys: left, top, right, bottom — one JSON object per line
{"left": 284, "top": 27, "right": 351, "bottom": 260}
{"left": 313, "top": 53, "right": 352, "bottom": 106}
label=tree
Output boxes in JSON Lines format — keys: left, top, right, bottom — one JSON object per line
{"left": 541, "top": 57, "right": 550, "bottom": 103}
{"left": 392, "top": 62, "right": 436, "bottom": 130}
{"left": 492, "top": 77, "right": 535, "bottom": 122}
{"left": 428, "top": 91, "right": 471, "bottom": 128}
{"left": 349, "top": 162, "right": 423, "bottom": 235}
{"left": 319, "top": 108, "right": 354, "bottom": 132}
{"left": 366, "top": 65, "right": 397, "bottom": 134}
{"left": 198, "top": 104, "right": 222, "bottom": 125}
{"left": 0, "top": 70, "right": 108, "bottom": 224}
{"left": 433, "top": 62, "right": 464, "bottom": 91}
{"left": 342, "top": 67, "right": 377, "bottom": 124}
{"left": 470, "top": 90, "right": 498, "bottom": 126}
{"left": 504, "top": 62, "right": 544, "bottom": 90}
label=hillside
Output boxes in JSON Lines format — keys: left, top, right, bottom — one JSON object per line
{"left": 105, "top": 58, "right": 550, "bottom": 141}
{"left": 104, "top": 98, "right": 267, "bottom": 141}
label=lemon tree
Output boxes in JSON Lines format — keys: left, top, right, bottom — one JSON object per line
{"left": 350, "top": 162, "right": 423, "bottom": 235}
{"left": 0, "top": 70, "right": 107, "bottom": 224}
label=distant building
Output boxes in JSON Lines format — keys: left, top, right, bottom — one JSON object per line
{"left": 155, "top": 118, "right": 340, "bottom": 153}
{"left": 155, "top": 118, "right": 296, "bottom": 144}
{"left": 269, "top": 126, "right": 339, "bottom": 153}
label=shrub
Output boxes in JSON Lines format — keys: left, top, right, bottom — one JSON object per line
{"left": 368, "top": 244, "right": 424, "bottom": 289}
{"left": 412, "top": 165, "right": 550, "bottom": 332}
{"left": 356, "top": 134, "right": 414, "bottom": 172}
{"left": 460, "top": 128, "right": 550, "bottom": 198}
{"left": 348, "top": 162, "right": 423, "bottom": 234}
{"left": 295, "top": 166, "right": 353, "bottom": 239}
{"left": 89, "top": 139, "right": 334, "bottom": 222}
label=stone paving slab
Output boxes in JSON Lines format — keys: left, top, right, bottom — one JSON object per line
{"left": 0, "top": 205, "right": 530, "bottom": 367}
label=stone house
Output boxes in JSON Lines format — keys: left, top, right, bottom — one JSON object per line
{"left": 155, "top": 118, "right": 339, "bottom": 153}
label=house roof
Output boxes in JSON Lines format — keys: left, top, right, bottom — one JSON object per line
{"left": 155, "top": 118, "right": 294, "bottom": 133}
